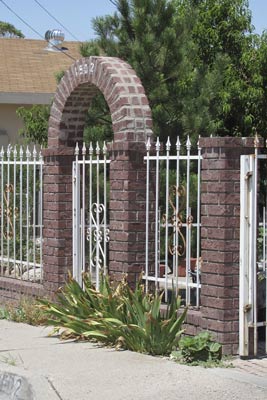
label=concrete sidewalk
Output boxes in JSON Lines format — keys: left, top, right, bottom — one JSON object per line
{"left": 0, "top": 320, "right": 267, "bottom": 400}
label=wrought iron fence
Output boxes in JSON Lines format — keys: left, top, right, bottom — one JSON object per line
{"left": 144, "top": 137, "right": 202, "bottom": 306}
{"left": 72, "top": 142, "right": 110, "bottom": 289}
{"left": 0, "top": 145, "right": 43, "bottom": 283}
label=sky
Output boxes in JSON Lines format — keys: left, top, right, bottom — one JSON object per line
{"left": 0, "top": 0, "right": 266, "bottom": 42}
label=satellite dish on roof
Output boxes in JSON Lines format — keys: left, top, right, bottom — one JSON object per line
{"left": 45, "top": 29, "right": 65, "bottom": 52}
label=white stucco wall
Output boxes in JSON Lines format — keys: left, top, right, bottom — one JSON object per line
{"left": 0, "top": 104, "right": 31, "bottom": 146}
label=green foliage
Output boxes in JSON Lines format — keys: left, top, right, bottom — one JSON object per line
{"left": 39, "top": 274, "right": 187, "bottom": 356}
{"left": 91, "top": 0, "right": 267, "bottom": 141}
{"left": 55, "top": 70, "right": 65, "bottom": 84}
{"left": 80, "top": 39, "right": 109, "bottom": 145}
{"left": 16, "top": 105, "right": 50, "bottom": 146}
{"left": 183, "top": 0, "right": 266, "bottom": 138}
{"left": 80, "top": 40, "right": 101, "bottom": 57}
{"left": 0, "top": 21, "right": 24, "bottom": 38}
{"left": 92, "top": 0, "right": 193, "bottom": 140}
{"left": 189, "top": 0, "right": 252, "bottom": 65}
{"left": 171, "top": 331, "right": 222, "bottom": 365}
{"left": 83, "top": 91, "right": 113, "bottom": 145}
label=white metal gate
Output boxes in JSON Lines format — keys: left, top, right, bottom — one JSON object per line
{"left": 72, "top": 142, "right": 110, "bottom": 289}
{"left": 240, "top": 150, "right": 267, "bottom": 357}
{"left": 144, "top": 137, "right": 202, "bottom": 306}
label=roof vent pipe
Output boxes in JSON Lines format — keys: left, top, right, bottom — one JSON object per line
{"left": 45, "top": 29, "right": 65, "bottom": 51}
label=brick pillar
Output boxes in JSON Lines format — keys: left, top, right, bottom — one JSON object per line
{"left": 42, "top": 148, "right": 74, "bottom": 294}
{"left": 43, "top": 56, "right": 153, "bottom": 294}
{"left": 199, "top": 137, "right": 256, "bottom": 354}
{"left": 109, "top": 142, "right": 147, "bottom": 285}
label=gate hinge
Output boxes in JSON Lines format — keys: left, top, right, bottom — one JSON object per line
{"left": 245, "top": 171, "right": 253, "bottom": 180}
{"left": 243, "top": 304, "right": 252, "bottom": 313}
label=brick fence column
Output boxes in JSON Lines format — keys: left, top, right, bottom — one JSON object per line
{"left": 42, "top": 148, "right": 74, "bottom": 294}
{"left": 108, "top": 142, "right": 148, "bottom": 285}
{"left": 199, "top": 137, "right": 257, "bottom": 354}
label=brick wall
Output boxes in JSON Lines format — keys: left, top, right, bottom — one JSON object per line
{"left": 199, "top": 137, "right": 256, "bottom": 354}
{"left": 0, "top": 277, "right": 45, "bottom": 305}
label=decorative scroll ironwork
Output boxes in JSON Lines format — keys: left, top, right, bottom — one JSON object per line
{"left": 162, "top": 184, "right": 193, "bottom": 257}
{"left": 0, "top": 184, "right": 18, "bottom": 239}
{"left": 86, "top": 202, "right": 110, "bottom": 271}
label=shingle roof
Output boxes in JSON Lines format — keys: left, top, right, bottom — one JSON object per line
{"left": 0, "top": 38, "right": 80, "bottom": 94}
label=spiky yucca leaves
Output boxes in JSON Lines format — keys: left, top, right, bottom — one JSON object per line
{"left": 39, "top": 274, "right": 187, "bottom": 356}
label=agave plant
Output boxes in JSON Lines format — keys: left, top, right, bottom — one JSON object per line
{"left": 39, "top": 273, "right": 187, "bottom": 356}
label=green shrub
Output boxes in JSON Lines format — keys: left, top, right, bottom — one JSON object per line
{"left": 171, "top": 331, "right": 222, "bottom": 365}
{"left": 39, "top": 274, "right": 187, "bottom": 356}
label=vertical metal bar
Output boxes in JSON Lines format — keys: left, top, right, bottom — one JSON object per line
{"left": 164, "top": 137, "right": 171, "bottom": 301}
{"left": 155, "top": 138, "right": 160, "bottom": 290}
{"left": 26, "top": 146, "right": 30, "bottom": 279}
{"left": 33, "top": 146, "right": 37, "bottom": 281}
{"left": 72, "top": 158, "right": 77, "bottom": 279}
{"left": 73, "top": 143, "right": 81, "bottom": 284}
{"left": 89, "top": 143, "right": 93, "bottom": 275}
{"left": 13, "top": 146, "right": 17, "bottom": 278}
{"left": 145, "top": 138, "right": 151, "bottom": 292}
{"left": 196, "top": 139, "right": 202, "bottom": 307}
{"left": 82, "top": 143, "right": 86, "bottom": 277}
{"left": 76, "top": 146, "right": 81, "bottom": 285}
{"left": 185, "top": 137, "right": 191, "bottom": 305}
{"left": 175, "top": 137, "right": 181, "bottom": 296}
{"left": 6, "top": 145, "right": 11, "bottom": 274}
{"left": 19, "top": 147, "right": 23, "bottom": 276}
{"left": 0, "top": 147, "right": 4, "bottom": 276}
{"left": 103, "top": 141, "right": 108, "bottom": 275}
{"left": 253, "top": 145, "right": 258, "bottom": 355}
{"left": 39, "top": 149, "right": 43, "bottom": 281}
{"left": 247, "top": 156, "right": 254, "bottom": 354}
{"left": 96, "top": 142, "right": 100, "bottom": 290}
{"left": 239, "top": 155, "right": 252, "bottom": 357}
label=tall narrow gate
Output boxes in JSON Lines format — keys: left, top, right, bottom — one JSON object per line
{"left": 240, "top": 150, "right": 267, "bottom": 357}
{"left": 72, "top": 143, "right": 110, "bottom": 288}
{"left": 144, "top": 137, "right": 202, "bottom": 306}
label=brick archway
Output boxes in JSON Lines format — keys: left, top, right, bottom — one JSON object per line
{"left": 48, "top": 56, "right": 152, "bottom": 148}
{"left": 43, "top": 57, "right": 153, "bottom": 293}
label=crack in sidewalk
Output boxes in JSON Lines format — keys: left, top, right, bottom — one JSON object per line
{"left": 46, "top": 376, "right": 64, "bottom": 400}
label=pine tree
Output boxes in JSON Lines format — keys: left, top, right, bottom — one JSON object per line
{"left": 91, "top": 0, "right": 196, "bottom": 142}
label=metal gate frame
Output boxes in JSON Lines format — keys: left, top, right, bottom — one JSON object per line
{"left": 240, "top": 151, "right": 267, "bottom": 356}
{"left": 144, "top": 136, "right": 202, "bottom": 306}
{"left": 72, "top": 142, "right": 110, "bottom": 289}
